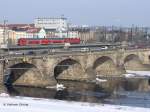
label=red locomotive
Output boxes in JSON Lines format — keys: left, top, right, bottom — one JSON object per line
{"left": 18, "top": 38, "right": 80, "bottom": 46}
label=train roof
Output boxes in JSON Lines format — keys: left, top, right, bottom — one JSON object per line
{"left": 19, "top": 38, "right": 80, "bottom": 40}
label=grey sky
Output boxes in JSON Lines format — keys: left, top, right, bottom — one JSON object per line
{"left": 0, "top": 0, "right": 149, "bottom": 26}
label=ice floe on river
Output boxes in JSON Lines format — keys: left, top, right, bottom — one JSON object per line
{"left": 126, "top": 70, "right": 150, "bottom": 77}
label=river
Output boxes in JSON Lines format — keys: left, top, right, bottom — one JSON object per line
{"left": 4, "top": 76, "right": 150, "bottom": 108}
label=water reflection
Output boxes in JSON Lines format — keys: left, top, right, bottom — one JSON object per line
{"left": 5, "top": 80, "right": 110, "bottom": 103}
{"left": 54, "top": 89, "right": 69, "bottom": 100}
{"left": 3, "top": 78, "right": 150, "bottom": 107}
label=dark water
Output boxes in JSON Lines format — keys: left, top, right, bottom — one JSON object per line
{"left": 5, "top": 78, "right": 150, "bottom": 108}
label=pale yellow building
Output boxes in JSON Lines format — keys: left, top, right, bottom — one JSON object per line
{"left": 79, "top": 31, "right": 95, "bottom": 43}
{"left": 0, "top": 27, "right": 18, "bottom": 45}
{"left": 0, "top": 27, "right": 4, "bottom": 44}
{"left": 8, "top": 30, "right": 17, "bottom": 45}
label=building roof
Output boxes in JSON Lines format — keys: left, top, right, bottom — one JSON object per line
{"left": 26, "top": 28, "right": 41, "bottom": 33}
{"left": 35, "top": 17, "right": 67, "bottom": 20}
{"left": 0, "top": 24, "right": 4, "bottom": 27}
{"left": 8, "top": 24, "right": 34, "bottom": 29}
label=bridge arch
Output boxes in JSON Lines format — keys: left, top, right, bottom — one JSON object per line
{"left": 93, "top": 56, "right": 114, "bottom": 69}
{"left": 93, "top": 56, "right": 120, "bottom": 76}
{"left": 54, "top": 58, "right": 84, "bottom": 80}
{"left": 124, "top": 54, "right": 141, "bottom": 64}
{"left": 148, "top": 55, "right": 150, "bottom": 61}
{"left": 5, "top": 62, "right": 42, "bottom": 86}
{"left": 124, "top": 54, "right": 143, "bottom": 70}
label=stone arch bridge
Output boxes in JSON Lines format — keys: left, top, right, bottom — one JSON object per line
{"left": 0, "top": 48, "right": 150, "bottom": 87}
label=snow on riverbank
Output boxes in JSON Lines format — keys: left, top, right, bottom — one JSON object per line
{"left": 0, "top": 95, "right": 150, "bottom": 112}
{"left": 126, "top": 70, "right": 150, "bottom": 77}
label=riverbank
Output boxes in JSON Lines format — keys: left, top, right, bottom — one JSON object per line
{"left": 0, "top": 95, "right": 150, "bottom": 112}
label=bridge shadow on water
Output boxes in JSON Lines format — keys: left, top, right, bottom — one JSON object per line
{"left": 4, "top": 78, "right": 150, "bottom": 108}
{"left": 5, "top": 80, "right": 110, "bottom": 103}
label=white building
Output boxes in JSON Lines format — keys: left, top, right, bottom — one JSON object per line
{"left": 34, "top": 17, "right": 68, "bottom": 38}
{"left": 37, "top": 28, "right": 46, "bottom": 38}
{"left": 68, "top": 31, "right": 79, "bottom": 38}
{"left": 34, "top": 17, "right": 68, "bottom": 30}
{"left": 34, "top": 17, "right": 80, "bottom": 38}
{"left": 16, "top": 28, "right": 46, "bottom": 39}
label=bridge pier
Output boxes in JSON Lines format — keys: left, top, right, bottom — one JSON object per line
{"left": 0, "top": 62, "right": 4, "bottom": 84}
{"left": 0, "top": 61, "right": 7, "bottom": 94}
{"left": 0, "top": 85, "right": 7, "bottom": 94}
{"left": 85, "top": 67, "right": 97, "bottom": 81}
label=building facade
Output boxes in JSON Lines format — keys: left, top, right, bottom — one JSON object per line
{"left": 34, "top": 17, "right": 68, "bottom": 30}
{"left": 34, "top": 17, "right": 69, "bottom": 38}
{"left": 0, "top": 27, "right": 4, "bottom": 44}
{"left": 68, "top": 31, "right": 79, "bottom": 38}
{"left": 69, "top": 26, "right": 95, "bottom": 42}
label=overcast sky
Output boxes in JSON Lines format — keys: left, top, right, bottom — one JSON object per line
{"left": 0, "top": 0, "right": 149, "bottom": 26}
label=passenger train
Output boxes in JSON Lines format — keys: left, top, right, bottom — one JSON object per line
{"left": 17, "top": 38, "right": 80, "bottom": 46}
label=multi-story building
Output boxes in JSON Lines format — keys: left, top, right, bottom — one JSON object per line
{"left": 8, "top": 30, "right": 17, "bottom": 45}
{"left": 26, "top": 28, "right": 46, "bottom": 38}
{"left": 69, "top": 26, "right": 95, "bottom": 42}
{"left": 68, "top": 31, "right": 79, "bottom": 38}
{"left": 7, "top": 28, "right": 46, "bottom": 45}
{"left": 0, "top": 27, "right": 4, "bottom": 44}
{"left": 34, "top": 17, "right": 68, "bottom": 30}
{"left": 0, "top": 26, "right": 11, "bottom": 45}
{"left": 34, "top": 17, "right": 68, "bottom": 38}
